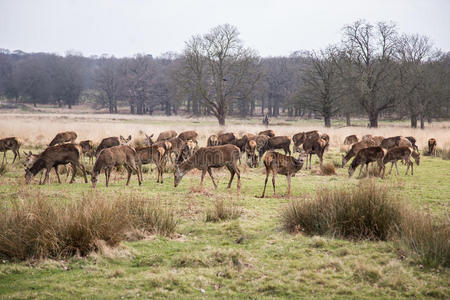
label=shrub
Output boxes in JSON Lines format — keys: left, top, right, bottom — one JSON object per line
{"left": 0, "top": 192, "right": 176, "bottom": 260}
{"left": 205, "top": 198, "right": 241, "bottom": 222}
{"left": 281, "top": 180, "right": 402, "bottom": 240}
{"left": 320, "top": 162, "right": 336, "bottom": 175}
{"left": 396, "top": 209, "right": 449, "bottom": 268}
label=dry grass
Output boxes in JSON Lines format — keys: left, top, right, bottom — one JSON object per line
{"left": 0, "top": 191, "right": 176, "bottom": 260}
{"left": 281, "top": 180, "right": 402, "bottom": 240}
{"left": 320, "top": 162, "right": 337, "bottom": 175}
{"left": 205, "top": 198, "right": 241, "bottom": 222}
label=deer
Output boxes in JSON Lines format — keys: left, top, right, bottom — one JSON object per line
{"left": 343, "top": 135, "right": 358, "bottom": 145}
{"left": 381, "top": 136, "right": 412, "bottom": 150}
{"left": 259, "top": 151, "right": 306, "bottom": 198}
{"left": 90, "top": 145, "right": 141, "bottom": 188}
{"left": 258, "top": 129, "right": 275, "bottom": 137}
{"left": 255, "top": 134, "right": 270, "bottom": 161}
{"left": 362, "top": 134, "right": 373, "bottom": 142}
{"left": 383, "top": 147, "right": 420, "bottom": 176}
{"left": 175, "top": 140, "right": 197, "bottom": 164}
{"left": 348, "top": 146, "right": 386, "bottom": 179}
{"left": 145, "top": 134, "right": 155, "bottom": 146}
{"left": 293, "top": 130, "right": 320, "bottom": 152}
{"left": 135, "top": 144, "right": 166, "bottom": 183}
{"left": 79, "top": 140, "right": 95, "bottom": 164}
{"left": 342, "top": 140, "right": 376, "bottom": 167}
{"left": 96, "top": 135, "right": 132, "bottom": 156}
{"left": 428, "top": 138, "right": 437, "bottom": 156}
{"left": 157, "top": 130, "right": 177, "bottom": 141}
{"left": 302, "top": 136, "right": 329, "bottom": 169}
{"left": 49, "top": 131, "right": 77, "bottom": 146}
{"left": 231, "top": 135, "right": 249, "bottom": 153}
{"left": 245, "top": 139, "right": 258, "bottom": 168}
{"left": 25, "top": 144, "right": 88, "bottom": 185}
{"left": 0, "top": 137, "right": 22, "bottom": 165}
{"left": 371, "top": 136, "right": 385, "bottom": 146}
{"left": 178, "top": 131, "right": 198, "bottom": 142}
{"left": 207, "top": 134, "right": 219, "bottom": 147}
{"left": 260, "top": 136, "right": 292, "bottom": 157}
{"left": 174, "top": 144, "right": 241, "bottom": 190}
{"left": 405, "top": 136, "right": 419, "bottom": 151}
{"left": 218, "top": 132, "right": 236, "bottom": 145}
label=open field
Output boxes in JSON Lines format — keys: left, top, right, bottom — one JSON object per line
{"left": 0, "top": 114, "right": 449, "bottom": 299}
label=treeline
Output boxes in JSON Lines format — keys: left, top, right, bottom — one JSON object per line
{"left": 0, "top": 20, "right": 449, "bottom": 127}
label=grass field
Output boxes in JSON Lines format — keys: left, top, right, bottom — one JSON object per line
{"left": 0, "top": 114, "right": 449, "bottom": 299}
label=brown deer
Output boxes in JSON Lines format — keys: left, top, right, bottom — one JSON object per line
{"left": 175, "top": 140, "right": 197, "bottom": 164}
{"left": 362, "top": 134, "right": 373, "bottom": 142}
{"left": 260, "top": 136, "right": 292, "bottom": 156}
{"left": 342, "top": 140, "right": 376, "bottom": 167}
{"left": 218, "top": 132, "right": 236, "bottom": 145}
{"left": 258, "top": 129, "right": 275, "bottom": 137}
{"left": 405, "top": 136, "right": 419, "bottom": 151}
{"left": 371, "top": 136, "right": 385, "bottom": 146}
{"left": 381, "top": 136, "right": 412, "bottom": 150}
{"left": 383, "top": 147, "right": 420, "bottom": 175}
{"left": 348, "top": 146, "right": 386, "bottom": 178}
{"left": 178, "top": 131, "right": 198, "bottom": 142}
{"left": 428, "top": 138, "right": 437, "bottom": 156}
{"left": 96, "top": 135, "right": 131, "bottom": 156}
{"left": 135, "top": 144, "right": 166, "bottom": 183}
{"left": 245, "top": 139, "right": 258, "bottom": 167}
{"left": 23, "top": 150, "right": 60, "bottom": 184}
{"left": 157, "top": 130, "right": 177, "bottom": 141}
{"left": 174, "top": 144, "right": 241, "bottom": 190}
{"left": 343, "top": 135, "right": 358, "bottom": 145}
{"left": 145, "top": 134, "right": 155, "bottom": 145}
{"left": 207, "top": 134, "right": 219, "bottom": 147}
{"left": 302, "top": 136, "right": 329, "bottom": 169}
{"left": 25, "top": 144, "right": 88, "bottom": 185}
{"left": 49, "top": 131, "right": 77, "bottom": 146}
{"left": 259, "top": 151, "right": 306, "bottom": 198}
{"left": 90, "top": 145, "right": 141, "bottom": 188}
{"left": 255, "top": 134, "right": 270, "bottom": 160}
{"left": 79, "top": 140, "right": 95, "bottom": 164}
{"left": 0, "top": 137, "right": 22, "bottom": 165}
{"left": 293, "top": 130, "right": 320, "bottom": 152}
{"left": 231, "top": 135, "right": 249, "bottom": 153}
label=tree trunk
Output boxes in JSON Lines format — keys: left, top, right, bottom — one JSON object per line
{"left": 410, "top": 114, "right": 418, "bottom": 128}
{"left": 261, "top": 98, "right": 265, "bottom": 116}
{"left": 324, "top": 115, "right": 331, "bottom": 128}
{"left": 368, "top": 111, "right": 378, "bottom": 128}
{"left": 345, "top": 113, "right": 351, "bottom": 126}
{"left": 250, "top": 99, "right": 255, "bottom": 116}
{"left": 420, "top": 114, "right": 425, "bottom": 129}
{"left": 217, "top": 114, "right": 226, "bottom": 126}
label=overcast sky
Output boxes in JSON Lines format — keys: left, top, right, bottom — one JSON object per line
{"left": 1, "top": 0, "right": 449, "bottom": 57}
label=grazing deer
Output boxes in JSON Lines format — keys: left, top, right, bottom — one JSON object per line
{"left": 207, "top": 134, "right": 219, "bottom": 147}
{"left": 0, "top": 137, "right": 22, "bottom": 165}
{"left": 157, "top": 130, "right": 177, "bottom": 141}
{"left": 135, "top": 144, "right": 166, "bottom": 183}
{"left": 178, "top": 131, "right": 198, "bottom": 142}
{"left": 165, "top": 137, "right": 189, "bottom": 163}
{"left": 342, "top": 140, "right": 376, "bottom": 167}
{"left": 49, "top": 131, "right": 77, "bottom": 146}
{"left": 218, "top": 132, "right": 236, "bottom": 145}
{"left": 245, "top": 139, "right": 258, "bottom": 168}
{"left": 259, "top": 151, "right": 306, "bottom": 198}
{"left": 258, "top": 129, "right": 275, "bottom": 137}
{"left": 231, "top": 135, "right": 249, "bottom": 153}
{"left": 405, "top": 136, "right": 419, "bottom": 151}
{"left": 302, "top": 136, "right": 328, "bottom": 169}
{"left": 362, "top": 134, "right": 373, "bottom": 142}
{"left": 344, "top": 135, "right": 358, "bottom": 145}
{"left": 381, "top": 136, "right": 412, "bottom": 150}
{"left": 175, "top": 140, "right": 197, "bottom": 164}
{"left": 293, "top": 130, "right": 320, "bottom": 152}
{"left": 23, "top": 150, "right": 59, "bottom": 184}
{"left": 383, "top": 147, "right": 420, "bottom": 175}
{"left": 25, "top": 144, "right": 87, "bottom": 185}
{"left": 371, "top": 136, "right": 385, "bottom": 146}
{"left": 96, "top": 135, "right": 132, "bottom": 156}
{"left": 174, "top": 144, "right": 241, "bottom": 190}
{"left": 91, "top": 145, "right": 141, "bottom": 188}
{"left": 428, "top": 138, "right": 437, "bottom": 156}
{"left": 79, "top": 140, "right": 95, "bottom": 164}
{"left": 348, "top": 146, "right": 386, "bottom": 179}
{"left": 260, "top": 136, "right": 292, "bottom": 157}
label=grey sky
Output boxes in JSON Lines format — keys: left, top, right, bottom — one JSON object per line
{"left": 1, "top": 0, "right": 449, "bottom": 57}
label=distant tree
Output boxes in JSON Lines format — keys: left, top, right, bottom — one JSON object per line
{"left": 179, "top": 24, "right": 262, "bottom": 125}
{"left": 123, "top": 54, "right": 154, "bottom": 114}
{"left": 94, "top": 56, "right": 122, "bottom": 113}
{"left": 53, "top": 54, "right": 85, "bottom": 109}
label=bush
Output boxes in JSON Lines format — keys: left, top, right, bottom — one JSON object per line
{"left": 0, "top": 192, "right": 176, "bottom": 260}
{"left": 205, "top": 198, "right": 241, "bottom": 222}
{"left": 281, "top": 180, "right": 402, "bottom": 240}
{"left": 320, "top": 162, "right": 336, "bottom": 175}
{"left": 396, "top": 209, "right": 449, "bottom": 268}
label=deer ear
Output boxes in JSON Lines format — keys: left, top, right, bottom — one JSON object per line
{"left": 150, "top": 134, "right": 154, "bottom": 138}
{"left": 128, "top": 135, "right": 132, "bottom": 140}
{"left": 120, "top": 135, "right": 124, "bottom": 140}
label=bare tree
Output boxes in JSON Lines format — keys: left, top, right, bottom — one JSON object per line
{"left": 94, "top": 56, "right": 123, "bottom": 113}
{"left": 179, "top": 24, "right": 262, "bottom": 125}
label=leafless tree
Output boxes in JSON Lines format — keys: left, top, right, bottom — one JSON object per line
{"left": 94, "top": 56, "right": 123, "bottom": 113}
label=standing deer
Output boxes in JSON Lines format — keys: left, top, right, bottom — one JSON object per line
{"left": 342, "top": 140, "right": 376, "bottom": 167}
{"left": 302, "top": 136, "right": 328, "bottom": 169}
{"left": 96, "top": 135, "right": 132, "bottom": 156}
{"left": 157, "top": 130, "right": 177, "bottom": 141}
{"left": 207, "top": 135, "right": 219, "bottom": 147}
{"left": 49, "top": 131, "right": 77, "bottom": 146}
{"left": 217, "top": 132, "right": 236, "bottom": 145}
{"left": 91, "top": 145, "right": 141, "bottom": 188}
{"left": 293, "top": 130, "right": 320, "bottom": 152}
{"left": 428, "top": 138, "right": 437, "bottom": 156}
{"left": 348, "top": 146, "right": 386, "bottom": 179}
{"left": 135, "top": 144, "right": 166, "bottom": 183}
{"left": 258, "top": 129, "right": 275, "bottom": 137}
{"left": 260, "top": 136, "right": 292, "bottom": 156}
{"left": 79, "top": 140, "right": 95, "bottom": 164}
{"left": 259, "top": 151, "right": 306, "bottom": 198}
{"left": 25, "top": 144, "right": 87, "bottom": 185}
{"left": 174, "top": 144, "right": 241, "bottom": 190}
{"left": 405, "top": 136, "right": 419, "bottom": 151}
{"left": 380, "top": 136, "right": 412, "bottom": 150}
{"left": 178, "top": 131, "right": 198, "bottom": 142}
{"left": 245, "top": 139, "right": 258, "bottom": 168}
{"left": 383, "top": 147, "right": 420, "bottom": 175}
{"left": 0, "top": 137, "right": 22, "bottom": 165}
{"left": 343, "top": 135, "right": 358, "bottom": 145}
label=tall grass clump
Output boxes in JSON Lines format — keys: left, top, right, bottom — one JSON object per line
{"left": 205, "top": 198, "right": 241, "bottom": 222}
{"left": 396, "top": 209, "right": 449, "bottom": 268}
{"left": 0, "top": 192, "right": 176, "bottom": 260}
{"left": 320, "top": 162, "right": 337, "bottom": 175}
{"left": 282, "top": 180, "right": 402, "bottom": 240}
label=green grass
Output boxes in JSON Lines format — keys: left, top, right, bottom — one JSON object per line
{"left": 0, "top": 148, "right": 449, "bottom": 299}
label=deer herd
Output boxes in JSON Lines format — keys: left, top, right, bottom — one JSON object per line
{"left": 0, "top": 128, "right": 440, "bottom": 197}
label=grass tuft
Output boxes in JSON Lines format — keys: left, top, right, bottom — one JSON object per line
{"left": 205, "top": 198, "right": 241, "bottom": 222}
{"left": 320, "top": 162, "right": 337, "bottom": 175}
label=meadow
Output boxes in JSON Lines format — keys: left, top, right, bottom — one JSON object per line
{"left": 0, "top": 113, "right": 449, "bottom": 299}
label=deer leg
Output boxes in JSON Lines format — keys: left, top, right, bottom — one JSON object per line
{"left": 1, "top": 152, "right": 6, "bottom": 165}
{"left": 43, "top": 167, "right": 51, "bottom": 185}
{"left": 388, "top": 162, "right": 394, "bottom": 175}
{"left": 200, "top": 169, "right": 206, "bottom": 187}
{"left": 260, "top": 168, "right": 270, "bottom": 198}
{"left": 106, "top": 167, "right": 112, "bottom": 187}
{"left": 54, "top": 165, "right": 62, "bottom": 184}
{"left": 12, "top": 150, "right": 17, "bottom": 164}
{"left": 68, "top": 163, "right": 77, "bottom": 184}
{"left": 357, "top": 164, "right": 363, "bottom": 178}
{"left": 378, "top": 160, "right": 385, "bottom": 179}
{"left": 75, "top": 161, "right": 88, "bottom": 183}
{"left": 286, "top": 174, "right": 291, "bottom": 197}
{"left": 207, "top": 167, "right": 218, "bottom": 189}
{"left": 394, "top": 161, "right": 399, "bottom": 175}
{"left": 235, "top": 164, "right": 241, "bottom": 190}
{"left": 272, "top": 170, "right": 277, "bottom": 196}
{"left": 226, "top": 165, "right": 235, "bottom": 189}
{"left": 125, "top": 166, "right": 132, "bottom": 186}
